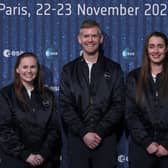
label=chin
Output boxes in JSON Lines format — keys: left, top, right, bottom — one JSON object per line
{"left": 86, "top": 51, "right": 98, "bottom": 56}
{"left": 24, "top": 79, "right": 34, "bottom": 82}
{"left": 152, "top": 60, "right": 164, "bottom": 65}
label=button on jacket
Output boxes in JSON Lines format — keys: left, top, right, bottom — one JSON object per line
{"left": 126, "top": 68, "right": 168, "bottom": 149}
{"left": 59, "top": 54, "right": 124, "bottom": 138}
{"left": 0, "top": 84, "right": 60, "bottom": 166}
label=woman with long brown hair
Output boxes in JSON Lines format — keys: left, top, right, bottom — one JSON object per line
{"left": 0, "top": 52, "right": 61, "bottom": 168}
{"left": 126, "top": 32, "right": 168, "bottom": 168}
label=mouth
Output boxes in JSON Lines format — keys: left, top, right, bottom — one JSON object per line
{"left": 151, "top": 54, "right": 161, "bottom": 58}
{"left": 86, "top": 44, "right": 95, "bottom": 47}
{"left": 24, "top": 74, "right": 34, "bottom": 78}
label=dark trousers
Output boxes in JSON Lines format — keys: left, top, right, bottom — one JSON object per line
{"left": 67, "top": 133, "right": 117, "bottom": 168}
{"left": 129, "top": 139, "right": 168, "bottom": 168}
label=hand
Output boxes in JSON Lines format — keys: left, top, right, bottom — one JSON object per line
{"left": 34, "top": 154, "right": 44, "bottom": 165}
{"left": 26, "top": 153, "right": 44, "bottom": 167}
{"left": 146, "top": 142, "right": 159, "bottom": 154}
{"left": 83, "top": 132, "right": 102, "bottom": 149}
{"left": 155, "top": 145, "right": 168, "bottom": 157}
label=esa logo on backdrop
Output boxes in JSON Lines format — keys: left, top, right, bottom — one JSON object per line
{"left": 45, "top": 48, "right": 58, "bottom": 59}
{"left": 3, "top": 49, "right": 23, "bottom": 57}
{"left": 122, "top": 48, "right": 135, "bottom": 60}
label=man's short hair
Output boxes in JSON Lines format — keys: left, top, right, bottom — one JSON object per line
{"left": 80, "top": 19, "right": 102, "bottom": 34}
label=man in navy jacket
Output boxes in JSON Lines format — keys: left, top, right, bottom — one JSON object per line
{"left": 59, "top": 19, "right": 124, "bottom": 168}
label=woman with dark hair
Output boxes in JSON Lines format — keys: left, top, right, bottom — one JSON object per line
{"left": 0, "top": 52, "right": 61, "bottom": 168}
{"left": 126, "top": 32, "right": 168, "bottom": 168}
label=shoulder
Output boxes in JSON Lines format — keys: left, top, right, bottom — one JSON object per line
{"left": 127, "top": 67, "right": 141, "bottom": 80}
{"left": 60, "top": 57, "right": 83, "bottom": 80}
{"left": 126, "top": 68, "right": 141, "bottom": 89}
{"left": 0, "top": 83, "right": 14, "bottom": 96}
{"left": 62, "top": 57, "right": 81, "bottom": 71}
{"left": 102, "top": 57, "right": 123, "bottom": 75}
{"left": 0, "top": 84, "right": 15, "bottom": 105}
{"left": 43, "top": 86, "right": 55, "bottom": 97}
{"left": 104, "top": 56, "right": 121, "bottom": 68}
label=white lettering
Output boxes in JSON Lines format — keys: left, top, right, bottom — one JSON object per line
{"left": 0, "top": 3, "right": 5, "bottom": 11}
{"left": 3, "top": 49, "right": 23, "bottom": 58}
{"left": 0, "top": 3, "right": 28, "bottom": 16}
{"left": 77, "top": 4, "right": 139, "bottom": 16}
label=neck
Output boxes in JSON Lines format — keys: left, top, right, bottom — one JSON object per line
{"left": 151, "top": 63, "right": 163, "bottom": 75}
{"left": 22, "top": 81, "right": 34, "bottom": 91}
{"left": 83, "top": 53, "right": 99, "bottom": 64}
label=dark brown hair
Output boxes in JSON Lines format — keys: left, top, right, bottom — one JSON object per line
{"left": 14, "top": 52, "right": 44, "bottom": 102}
{"left": 136, "top": 32, "right": 168, "bottom": 103}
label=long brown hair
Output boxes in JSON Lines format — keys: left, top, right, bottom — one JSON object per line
{"left": 14, "top": 52, "right": 44, "bottom": 103}
{"left": 136, "top": 32, "right": 168, "bottom": 104}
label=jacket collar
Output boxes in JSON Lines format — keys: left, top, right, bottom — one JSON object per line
{"left": 80, "top": 52, "right": 104, "bottom": 67}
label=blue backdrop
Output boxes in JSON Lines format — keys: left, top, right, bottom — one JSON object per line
{"left": 1, "top": 0, "right": 168, "bottom": 167}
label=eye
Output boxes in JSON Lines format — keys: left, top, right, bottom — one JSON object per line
{"left": 92, "top": 34, "right": 99, "bottom": 38}
{"left": 158, "top": 44, "right": 165, "bottom": 48}
{"left": 22, "top": 65, "right": 28, "bottom": 69}
{"left": 148, "top": 45, "right": 154, "bottom": 49}
{"left": 83, "top": 34, "right": 89, "bottom": 38}
{"left": 31, "top": 65, "right": 37, "bottom": 68}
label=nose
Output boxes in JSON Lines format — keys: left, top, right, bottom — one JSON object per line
{"left": 27, "top": 67, "right": 32, "bottom": 72}
{"left": 88, "top": 36, "right": 93, "bottom": 42}
{"left": 153, "top": 47, "right": 159, "bottom": 53}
